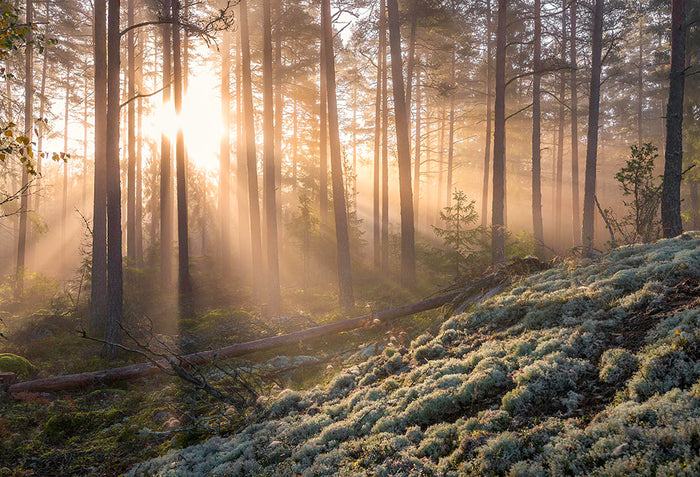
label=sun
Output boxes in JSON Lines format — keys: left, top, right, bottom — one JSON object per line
{"left": 148, "top": 73, "right": 223, "bottom": 173}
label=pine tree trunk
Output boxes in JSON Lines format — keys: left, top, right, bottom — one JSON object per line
{"left": 555, "top": 3, "right": 566, "bottom": 249}
{"left": 220, "top": 30, "right": 232, "bottom": 278}
{"left": 105, "top": 0, "right": 123, "bottom": 357}
{"left": 481, "top": 0, "right": 492, "bottom": 229}
{"left": 172, "top": 0, "right": 193, "bottom": 316}
{"left": 447, "top": 50, "right": 455, "bottom": 207}
{"left": 570, "top": 0, "right": 581, "bottom": 246}
{"left": 136, "top": 38, "right": 144, "bottom": 261}
{"left": 491, "top": 0, "right": 507, "bottom": 263}
{"left": 661, "top": 0, "right": 686, "bottom": 238}
{"left": 319, "top": 24, "right": 328, "bottom": 227}
{"left": 62, "top": 67, "right": 70, "bottom": 269}
{"left": 413, "top": 69, "right": 421, "bottom": 224}
{"left": 373, "top": 10, "right": 382, "bottom": 268}
{"left": 274, "top": 0, "right": 283, "bottom": 231}
{"left": 380, "top": 0, "right": 389, "bottom": 272}
{"left": 240, "top": 0, "right": 264, "bottom": 297}
{"left": 235, "top": 28, "right": 250, "bottom": 269}
{"left": 16, "top": 0, "right": 33, "bottom": 298}
{"left": 263, "top": 0, "right": 281, "bottom": 315}
{"left": 322, "top": 0, "right": 354, "bottom": 310}
{"left": 581, "top": 0, "right": 604, "bottom": 253}
{"left": 127, "top": 0, "right": 136, "bottom": 259}
{"left": 387, "top": 0, "right": 416, "bottom": 287}
{"left": 532, "top": 0, "right": 544, "bottom": 256}
{"left": 637, "top": 15, "right": 643, "bottom": 147}
{"left": 91, "top": 0, "right": 108, "bottom": 334}
{"left": 160, "top": 1, "right": 173, "bottom": 288}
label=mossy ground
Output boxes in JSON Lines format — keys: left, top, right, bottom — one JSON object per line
{"left": 0, "top": 254, "right": 448, "bottom": 476}
{"left": 129, "top": 234, "right": 700, "bottom": 476}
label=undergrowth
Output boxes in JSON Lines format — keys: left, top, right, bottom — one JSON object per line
{"left": 129, "top": 233, "right": 700, "bottom": 476}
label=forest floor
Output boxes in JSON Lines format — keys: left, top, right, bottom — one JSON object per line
{"left": 1, "top": 234, "right": 700, "bottom": 476}
{"left": 0, "top": 257, "right": 449, "bottom": 476}
{"left": 130, "top": 233, "right": 700, "bottom": 476}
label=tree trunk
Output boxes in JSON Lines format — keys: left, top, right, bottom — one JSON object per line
{"left": 404, "top": 0, "right": 418, "bottom": 111}
{"left": 661, "top": 0, "right": 686, "bottom": 238}
{"left": 136, "top": 37, "right": 144, "bottom": 261}
{"left": 160, "top": 1, "right": 173, "bottom": 288}
{"left": 555, "top": 3, "right": 566, "bottom": 249}
{"left": 380, "top": 0, "right": 389, "bottom": 272}
{"left": 62, "top": 67, "right": 70, "bottom": 268}
{"left": 172, "top": 0, "right": 193, "bottom": 316}
{"left": 581, "top": 0, "right": 604, "bottom": 253}
{"left": 274, "top": 0, "right": 283, "bottom": 231}
{"left": 91, "top": 0, "right": 108, "bottom": 334}
{"left": 235, "top": 27, "right": 250, "bottom": 270}
{"left": 637, "top": 14, "right": 643, "bottom": 147}
{"left": 263, "top": 0, "right": 281, "bottom": 315}
{"left": 373, "top": 11, "right": 382, "bottom": 268}
{"left": 105, "top": 0, "right": 123, "bottom": 357}
{"left": 319, "top": 23, "right": 328, "bottom": 228}
{"left": 413, "top": 68, "right": 421, "bottom": 223}
{"left": 240, "top": 0, "right": 264, "bottom": 297}
{"left": 437, "top": 109, "right": 445, "bottom": 220}
{"left": 322, "top": 0, "right": 354, "bottom": 310}
{"left": 570, "top": 0, "right": 580, "bottom": 246}
{"left": 481, "top": 0, "right": 492, "bottom": 229}
{"left": 219, "top": 30, "right": 232, "bottom": 278}
{"left": 16, "top": 0, "right": 33, "bottom": 298}
{"left": 127, "top": 0, "right": 136, "bottom": 259}
{"left": 491, "top": 0, "right": 507, "bottom": 263}
{"left": 387, "top": 0, "right": 416, "bottom": 287}
{"left": 446, "top": 50, "right": 455, "bottom": 207}
{"left": 532, "top": 0, "right": 544, "bottom": 257}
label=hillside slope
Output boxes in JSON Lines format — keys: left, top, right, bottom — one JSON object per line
{"left": 130, "top": 234, "right": 700, "bottom": 476}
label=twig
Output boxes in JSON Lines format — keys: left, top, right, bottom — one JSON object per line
{"left": 594, "top": 195, "right": 616, "bottom": 248}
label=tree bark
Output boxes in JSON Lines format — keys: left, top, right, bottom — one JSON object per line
{"left": 322, "top": 0, "right": 354, "bottom": 310}
{"left": 532, "top": 0, "right": 544, "bottom": 257}
{"left": 661, "top": 0, "right": 686, "bottom": 238}
{"left": 570, "top": 0, "right": 580, "bottom": 246}
{"left": 91, "top": 0, "right": 108, "bottom": 334}
{"left": 481, "top": 0, "right": 492, "bottom": 229}
{"left": 380, "top": 0, "right": 389, "bottom": 272}
{"left": 581, "top": 0, "right": 604, "bottom": 253}
{"left": 105, "top": 0, "right": 123, "bottom": 357}
{"left": 220, "top": 30, "right": 232, "bottom": 278}
{"left": 172, "top": 0, "right": 193, "bottom": 316}
{"left": 446, "top": 50, "right": 455, "bottom": 207}
{"left": 62, "top": 67, "right": 70, "bottom": 269}
{"left": 263, "top": 0, "right": 281, "bottom": 315}
{"left": 240, "top": 0, "right": 264, "bottom": 297}
{"left": 319, "top": 21, "right": 329, "bottom": 228}
{"left": 413, "top": 68, "right": 421, "bottom": 223}
{"left": 373, "top": 10, "right": 382, "bottom": 268}
{"left": 160, "top": 0, "right": 173, "bottom": 288}
{"left": 127, "top": 0, "right": 136, "bottom": 259}
{"left": 491, "top": 0, "right": 507, "bottom": 263}
{"left": 387, "top": 0, "right": 416, "bottom": 287}
{"left": 555, "top": 2, "right": 566, "bottom": 249}
{"left": 16, "top": 0, "right": 33, "bottom": 298}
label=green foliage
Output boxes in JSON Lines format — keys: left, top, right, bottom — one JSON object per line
{"left": 432, "top": 190, "right": 481, "bottom": 275}
{"left": 0, "top": 353, "right": 35, "bottom": 375}
{"left": 605, "top": 143, "right": 662, "bottom": 244}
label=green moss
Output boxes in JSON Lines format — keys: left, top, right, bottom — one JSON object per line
{"left": 0, "top": 353, "right": 35, "bottom": 376}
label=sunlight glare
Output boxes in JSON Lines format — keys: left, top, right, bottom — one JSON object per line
{"left": 149, "top": 74, "right": 223, "bottom": 173}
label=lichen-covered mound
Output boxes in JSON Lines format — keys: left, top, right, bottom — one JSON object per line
{"left": 130, "top": 234, "right": 700, "bottom": 476}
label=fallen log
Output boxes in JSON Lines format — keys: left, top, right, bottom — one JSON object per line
{"left": 8, "top": 292, "right": 461, "bottom": 394}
